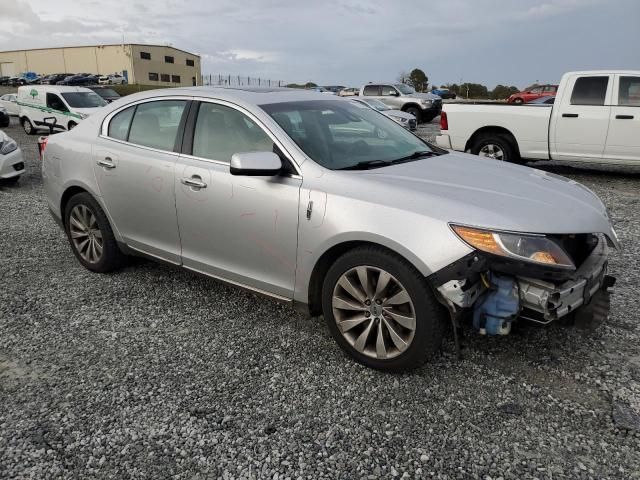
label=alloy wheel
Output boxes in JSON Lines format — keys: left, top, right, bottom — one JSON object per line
{"left": 332, "top": 266, "right": 416, "bottom": 360}
{"left": 69, "top": 204, "right": 104, "bottom": 264}
{"left": 479, "top": 143, "right": 505, "bottom": 160}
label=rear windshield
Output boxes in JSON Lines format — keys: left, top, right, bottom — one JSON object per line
{"left": 61, "top": 92, "right": 108, "bottom": 108}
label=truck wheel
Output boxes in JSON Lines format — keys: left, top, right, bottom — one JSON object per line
{"left": 405, "top": 106, "right": 421, "bottom": 123}
{"left": 322, "top": 246, "right": 445, "bottom": 372}
{"left": 471, "top": 133, "right": 517, "bottom": 162}
{"left": 21, "top": 118, "right": 36, "bottom": 135}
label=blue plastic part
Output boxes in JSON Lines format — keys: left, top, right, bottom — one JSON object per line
{"left": 472, "top": 272, "right": 520, "bottom": 335}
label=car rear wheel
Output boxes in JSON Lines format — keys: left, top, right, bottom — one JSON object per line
{"left": 64, "top": 192, "right": 126, "bottom": 273}
{"left": 21, "top": 117, "right": 35, "bottom": 135}
{"left": 512, "top": 97, "right": 524, "bottom": 104}
{"left": 322, "top": 246, "right": 445, "bottom": 372}
{"left": 471, "top": 133, "right": 518, "bottom": 163}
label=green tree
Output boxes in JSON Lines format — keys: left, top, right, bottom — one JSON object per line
{"left": 490, "top": 84, "right": 519, "bottom": 100}
{"left": 408, "top": 68, "right": 428, "bottom": 92}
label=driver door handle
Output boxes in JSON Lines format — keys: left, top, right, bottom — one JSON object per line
{"left": 97, "top": 157, "right": 116, "bottom": 169}
{"left": 181, "top": 177, "right": 208, "bottom": 189}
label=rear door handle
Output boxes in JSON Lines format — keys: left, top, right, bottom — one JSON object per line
{"left": 562, "top": 113, "right": 579, "bottom": 118}
{"left": 181, "top": 177, "right": 207, "bottom": 189}
{"left": 615, "top": 114, "right": 634, "bottom": 120}
{"left": 97, "top": 157, "right": 116, "bottom": 169}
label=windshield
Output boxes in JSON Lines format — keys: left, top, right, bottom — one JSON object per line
{"left": 261, "top": 100, "right": 439, "bottom": 170}
{"left": 361, "top": 98, "right": 391, "bottom": 111}
{"left": 61, "top": 92, "right": 108, "bottom": 108}
{"left": 395, "top": 84, "right": 415, "bottom": 95}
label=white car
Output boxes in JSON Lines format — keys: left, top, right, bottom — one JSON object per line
{"left": 0, "top": 94, "right": 20, "bottom": 115}
{"left": 437, "top": 70, "right": 640, "bottom": 165}
{"left": 99, "top": 74, "right": 127, "bottom": 85}
{"left": 18, "top": 85, "right": 108, "bottom": 134}
{"left": 0, "top": 130, "right": 24, "bottom": 183}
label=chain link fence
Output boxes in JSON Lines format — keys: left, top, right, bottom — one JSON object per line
{"left": 201, "top": 74, "right": 287, "bottom": 88}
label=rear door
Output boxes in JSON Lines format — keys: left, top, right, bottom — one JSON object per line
{"left": 550, "top": 74, "right": 612, "bottom": 161}
{"left": 603, "top": 75, "right": 640, "bottom": 163}
{"left": 94, "top": 98, "right": 190, "bottom": 263}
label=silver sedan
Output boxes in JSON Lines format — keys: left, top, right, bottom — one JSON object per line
{"left": 42, "top": 87, "right": 618, "bottom": 371}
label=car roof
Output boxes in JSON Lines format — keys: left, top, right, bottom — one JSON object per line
{"left": 18, "top": 85, "right": 96, "bottom": 93}
{"left": 117, "top": 86, "right": 350, "bottom": 105}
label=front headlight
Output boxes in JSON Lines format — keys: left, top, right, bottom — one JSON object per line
{"left": 421, "top": 99, "right": 432, "bottom": 105}
{"left": 451, "top": 224, "right": 575, "bottom": 269}
{"left": 391, "top": 115, "right": 408, "bottom": 123}
{"left": 0, "top": 139, "right": 18, "bottom": 155}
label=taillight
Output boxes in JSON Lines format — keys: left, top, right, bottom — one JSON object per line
{"left": 38, "top": 136, "right": 48, "bottom": 161}
{"left": 440, "top": 111, "right": 448, "bottom": 130}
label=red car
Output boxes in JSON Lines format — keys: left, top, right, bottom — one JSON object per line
{"left": 507, "top": 84, "right": 558, "bottom": 104}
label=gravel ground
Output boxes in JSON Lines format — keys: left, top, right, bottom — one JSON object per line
{"left": 1, "top": 111, "right": 640, "bottom": 480}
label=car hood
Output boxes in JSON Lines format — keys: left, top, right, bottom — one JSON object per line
{"left": 346, "top": 151, "right": 618, "bottom": 246}
{"left": 405, "top": 92, "right": 441, "bottom": 101}
{"left": 385, "top": 110, "right": 415, "bottom": 120}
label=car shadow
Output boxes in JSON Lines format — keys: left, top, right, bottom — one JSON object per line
{"left": 526, "top": 161, "right": 640, "bottom": 179}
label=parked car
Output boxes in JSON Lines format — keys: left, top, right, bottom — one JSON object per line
{"left": 527, "top": 95, "right": 555, "bottom": 104}
{"left": 338, "top": 87, "right": 359, "bottom": 97}
{"left": 8, "top": 76, "right": 25, "bottom": 86}
{"left": 86, "top": 86, "right": 121, "bottom": 103}
{"left": 43, "top": 73, "right": 73, "bottom": 85}
{"left": 431, "top": 87, "right": 456, "bottom": 99}
{"left": 0, "top": 130, "right": 24, "bottom": 184}
{"left": 41, "top": 86, "right": 617, "bottom": 371}
{"left": 18, "top": 85, "right": 107, "bottom": 134}
{"left": 98, "top": 74, "right": 127, "bottom": 85}
{"left": 360, "top": 83, "right": 442, "bottom": 123}
{"left": 507, "top": 84, "right": 558, "bottom": 104}
{"left": 0, "top": 107, "right": 9, "bottom": 128}
{"left": 0, "top": 76, "right": 11, "bottom": 86}
{"left": 352, "top": 97, "right": 417, "bottom": 130}
{"left": 309, "top": 86, "right": 335, "bottom": 94}
{"left": 0, "top": 94, "right": 20, "bottom": 115}
{"left": 323, "top": 85, "right": 346, "bottom": 94}
{"left": 437, "top": 70, "right": 640, "bottom": 165}
{"left": 57, "top": 74, "right": 97, "bottom": 86}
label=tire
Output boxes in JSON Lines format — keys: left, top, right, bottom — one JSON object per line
{"left": 1, "top": 176, "right": 19, "bottom": 185}
{"left": 322, "top": 246, "right": 446, "bottom": 372}
{"left": 21, "top": 117, "right": 36, "bottom": 135}
{"left": 512, "top": 97, "right": 524, "bottom": 104}
{"left": 68, "top": 121, "right": 77, "bottom": 130}
{"left": 64, "top": 192, "right": 126, "bottom": 273}
{"left": 471, "top": 133, "right": 518, "bottom": 163}
{"left": 404, "top": 106, "right": 421, "bottom": 123}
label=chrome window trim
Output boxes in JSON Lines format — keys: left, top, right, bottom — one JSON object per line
{"left": 100, "top": 95, "right": 303, "bottom": 177}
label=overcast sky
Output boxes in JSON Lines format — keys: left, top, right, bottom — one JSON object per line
{"left": 1, "top": 0, "right": 638, "bottom": 88}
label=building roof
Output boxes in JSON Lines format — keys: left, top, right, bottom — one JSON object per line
{"left": 0, "top": 44, "right": 200, "bottom": 58}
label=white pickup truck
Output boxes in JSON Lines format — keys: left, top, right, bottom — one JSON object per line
{"left": 436, "top": 70, "right": 640, "bottom": 165}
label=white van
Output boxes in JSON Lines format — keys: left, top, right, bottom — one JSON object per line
{"left": 17, "top": 85, "right": 108, "bottom": 134}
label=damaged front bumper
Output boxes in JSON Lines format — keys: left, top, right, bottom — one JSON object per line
{"left": 430, "top": 235, "right": 616, "bottom": 332}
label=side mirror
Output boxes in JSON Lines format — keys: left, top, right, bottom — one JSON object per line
{"left": 230, "top": 151, "right": 282, "bottom": 176}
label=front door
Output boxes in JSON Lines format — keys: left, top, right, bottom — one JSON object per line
{"left": 551, "top": 74, "right": 612, "bottom": 161}
{"left": 93, "top": 99, "right": 189, "bottom": 263}
{"left": 604, "top": 75, "right": 640, "bottom": 163}
{"left": 175, "top": 101, "right": 301, "bottom": 298}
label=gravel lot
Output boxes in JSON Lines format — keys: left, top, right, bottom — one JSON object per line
{"left": 1, "top": 100, "right": 640, "bottom": 479}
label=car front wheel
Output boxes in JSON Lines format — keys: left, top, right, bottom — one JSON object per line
{"left": 64, "top": 192, "right": 126, "bottom": 273}
{"left": 322, "top": 246, "right": 445, "bottom": 372}
{"left": 21, "top": 117, "right": 35, "bottom": 135}
{"left": 405, "top": 106, "right": 421, "bottom": 122}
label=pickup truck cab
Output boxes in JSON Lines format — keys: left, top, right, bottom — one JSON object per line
{"left": 437, "top": 70, "right": 640, "bottom": 165}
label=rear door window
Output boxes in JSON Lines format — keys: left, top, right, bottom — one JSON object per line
{"left": 127, "top": 100, "right": 187, "bottom": 151}
{"left": 618, "top": 76, "right": 640, "bottom": 106}
{"left": 362, "top": 85, "right": 379, "bottom": 96}
{"left": 570, "top": 76, "right": 609, "bottom": 105}
{"left": 107, "top": 106, "right": 135, "bottom": 141}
